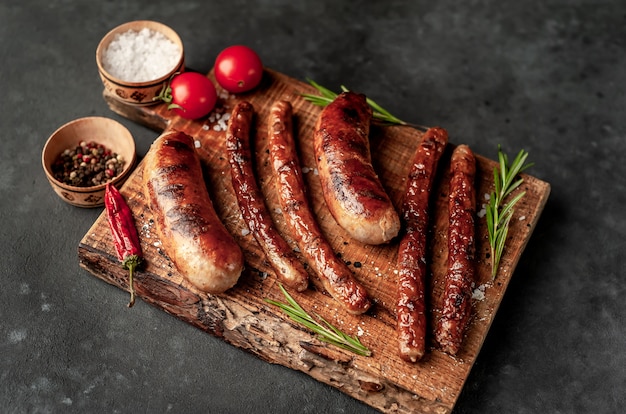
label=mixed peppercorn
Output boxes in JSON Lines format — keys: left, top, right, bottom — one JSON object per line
{"left": 52, "top": 140, "right": 125, "bottom": 187}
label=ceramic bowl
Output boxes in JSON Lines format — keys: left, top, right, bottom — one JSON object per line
{"left": 42, "top": 117, "right": 137, "bottom": 208}
{"left": 96, "top": 20, "right": 185, "bottom": 106}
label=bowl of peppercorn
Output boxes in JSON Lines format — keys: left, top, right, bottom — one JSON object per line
{"left": 42, "top": 116, "right": 137, "bottom": 208}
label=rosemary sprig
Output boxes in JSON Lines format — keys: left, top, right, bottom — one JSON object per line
{"left": 486, "top": 146, "right": 533, "bottom": 278}
{"left": 264, "top": 284, "right": 372, "bottom": 357}
{"left": 302, "top": 79, "right": 425, "bottom": 129}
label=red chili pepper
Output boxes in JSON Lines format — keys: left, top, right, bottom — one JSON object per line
{"left": 104, "top": 183, "right": 142, "bottom": 307}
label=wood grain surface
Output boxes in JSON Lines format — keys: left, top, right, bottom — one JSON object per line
{"left": 78, "top": 69, "right": 550, "bottom": 414}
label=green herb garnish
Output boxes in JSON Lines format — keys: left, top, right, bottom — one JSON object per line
{"left": 486, "top": 146, "right": 533, "bottom": 278}
{"left": 265, "top": 284, "right": 371, "bottom": 357}
{"left": 302, "top": 79, "right": 426, "bottom": 129}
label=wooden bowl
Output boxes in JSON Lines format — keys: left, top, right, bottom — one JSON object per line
{"left": 42, "top": 117, "right": 137, "bottom": 208}
{"left": 96, "top": 20, "right": 184, "bottom": 106}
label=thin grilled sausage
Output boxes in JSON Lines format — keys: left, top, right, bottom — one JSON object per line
{"left": 226, "top": 101, "right": 309, "bottom": 292}
{"left": 434, "top": 144, "right": 476, "bottom": 355}
{"left": 396, "top": 127, "right": 448, "bottom": 362}
{"left": 313, "top": 92, "right": 400, "bottom": 245}
{"left": 268, "top": 100, "right": 371, "bottom": 315}
{"left": 143, "top": 130, "right": 244, "bottom": 294}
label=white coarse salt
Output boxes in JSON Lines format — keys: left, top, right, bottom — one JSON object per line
{"left": 472, "top": 284, "right": 486, "bottom": 301}
{"left": 477, "top": 204, "right": 487, "bottom": 218}
{"left": 103, "top": 28, "right": 180, "bottom": 82}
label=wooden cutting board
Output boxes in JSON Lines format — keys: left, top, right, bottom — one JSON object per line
{"left": 78, "top": 68, "right": 550, "bottom": 414}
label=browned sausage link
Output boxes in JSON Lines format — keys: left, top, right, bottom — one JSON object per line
{"left": 268, "top": 100, "right": 371, "bottom": 314}
{"left": 313, "top": 91, "right": 400, "bottom": 245}
{"left": 396, "top": 127, "right": 448, "bottom": 362}
{"left": 434, "top": 144, "right": 476, "bottom": 355}
{"left": 143, "top": 130, "right": 244, "bottom": 294}
{"left": 226, "top": 101, "right": 309, "bottom": 292}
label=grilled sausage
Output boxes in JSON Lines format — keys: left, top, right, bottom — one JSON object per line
{"left": 143, "top": 130, "right": 244, "bottom": 294}
{"left": 226, "top": 101, "right": 309, "bottom": 292}
{"left": 434, "top": 144, "right": 476, "bottom": 355}
{"left": 396, "top": 127, "right": 448, "bottom": 362}
{"left": 313, "top": 91, "right": 400, "bottom": 245}
{"left": 268, "top": 100, "right": 371, "bottom": 315}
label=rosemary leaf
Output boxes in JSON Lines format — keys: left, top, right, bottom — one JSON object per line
{"left": 265, "top": 284, "right": 372, "bottom": 357}
{"left": 302, "top": 80, "right": 426, "bottom": 129}
{"left": 486, "top": 146, "right": 533, "bottom": 278}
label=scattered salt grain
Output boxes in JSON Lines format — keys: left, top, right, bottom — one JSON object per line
{"left": 518, "top": 215, "right": 526, "bottom": 221}
{"left": 472, "top": 284, "right": 486, "bottom": 301}
{"left": 477, "top": 204, "right": 487, "bottom": 218}
{"left": 241, "top": 228, "right": 251, "bottom": 236}
{"left": 102, "top": 28, "right": 181, "bottom": 82}
{"left": 194, "top": 140, "right": 201, "bottom": 148}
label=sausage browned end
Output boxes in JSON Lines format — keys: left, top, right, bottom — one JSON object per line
{"left": 396, "top": 127, "right": 448, "bottom": 362}
{"left": 226, "top": 101, "right": 309, "bottom": 292}
{"left": 268, "top": 100, "right": 371, "bottom": 315}
{"left": 143, "top": 130, "right": 244, "bottom": 294}
{"left": 434, "top": 144, "right": 476, "bottom": 355}
{"left": 313, "top": 91, "right": 400, "bottom": 245}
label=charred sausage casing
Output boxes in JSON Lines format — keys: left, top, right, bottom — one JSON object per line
{"left": 435, "top": 144, "right": 476, "bottom": 355}
{"left": 313, "top": 91, "right": 400, "bottom": 245}
{"left": 268, "top": 100, "right": 371, "bottom": 315}
{"left": 226, "top": 101, "right": 309, "bottom": 292}
{"left": 143, "top": 130, "right": 244, "bottom": 294}
{"left": 396, "top": 127, "right": 448, "bottom": 362}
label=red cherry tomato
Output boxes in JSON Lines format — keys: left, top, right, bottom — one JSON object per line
{"left": 214, "top": 45, "right": 263, "bottom": 93}
{"left": 164, "top": 72, "right": 217, "bottom": 119}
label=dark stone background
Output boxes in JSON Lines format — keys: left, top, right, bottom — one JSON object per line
{"left": 1, "top": 1, "right": 624, "bottom": 413}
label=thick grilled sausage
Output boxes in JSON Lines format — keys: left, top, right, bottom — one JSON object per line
{"left": 143, "top": 130, "right": 244, "bottom": 294}
{"left": 313, "top": 92, "right": 400, "bottom": 245}
{"left": 226, "top": 101, "right": 309, "bottom": 292}
{"left": 434, "top": 144, "right": 476, "bottom": 355}
{"left": 268, "top": 100, "right": 371, "bottom": 315}
{"left": 396, "top": 127, "right": 448, "bottom": 362}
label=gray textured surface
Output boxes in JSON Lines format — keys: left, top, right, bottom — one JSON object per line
{"left": 1, "top": 0, "right": 625, "bottom": 413}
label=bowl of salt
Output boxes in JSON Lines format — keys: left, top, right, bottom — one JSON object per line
{"left": 96, "top": 20, "right": 184, "bottom": 106}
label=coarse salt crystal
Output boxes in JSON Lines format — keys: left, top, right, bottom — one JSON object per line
{"left": 477, "top": 204, "right": 487, "bottom": 218}
{"left": 102, "top": 27, "right": 180, "bottom": 82}
{"left": 472, "top": 284, "right": 486, "bottom": 301}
